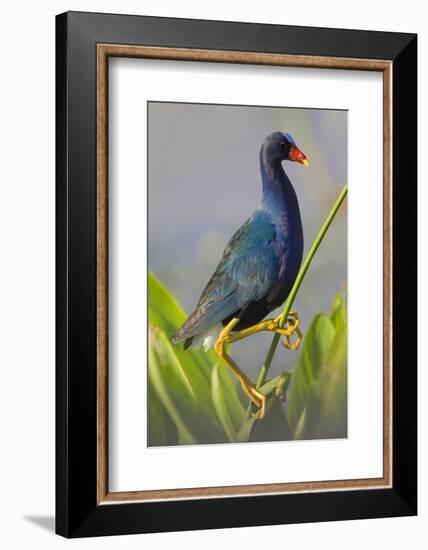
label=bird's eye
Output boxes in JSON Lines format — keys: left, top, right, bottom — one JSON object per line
{"left": 279, "top": 141, "right": 286, "bottom": 148}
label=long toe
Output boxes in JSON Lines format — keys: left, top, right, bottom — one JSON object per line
{"left": 250, "top": 388, "right": 267, "bottom": 419}
{"left": 256, "top": 396, "right": 267, "bottom": 419}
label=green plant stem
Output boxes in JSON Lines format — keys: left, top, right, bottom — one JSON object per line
{"left": 243, "top": 184, "right": 348, "bottom": 423}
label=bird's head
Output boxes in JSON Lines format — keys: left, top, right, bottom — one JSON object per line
{"left": 262, "top": 131, "right": 309, "bottom": 166}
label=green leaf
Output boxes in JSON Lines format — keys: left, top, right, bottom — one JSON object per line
{"left": 148, "top": 271, "right": 186, "bottom": 335}
{"left": 148, "top": 272, "right": 214, "bottom": 380}
{"left": 329, "top": 292, "right": 346, "bottom": 330}
{"left": 237, "top": 414, "right": 259, "bottom": 443}
{"left": 147, "top": 378, "right": 179, "bottom": 446}
{"left": 148, "top": 336, "right": 197, "bottom": 445}
{"left": 148, "top": 271, "right": 216, "bottom": 417}
{"left": 149, "top": 326, "right": 228, "bottom": 444}
{"left": 216, "top": 365, "right": 246, "bottom": 432}
{"left": 287, "top": 314, "right": 336, "bottom": 435}
{"left": 147, "top": 383, "right": 167, "bottom": 446}
{"left": 304, "top": 320, "right": 348, "bottom": 439}
{"left": 148, "top": 271, "right": 249, "bottom": 445}
{"left": 259, "top": 373, "right": 291, "bottom": 399}
{"left": 249, "top": 398, "right": 291, "bottom": 442}
{"left": 292, "top": 407, "right": 307, "bottom": 440}
{"left": 211, "top": 365, "right": 238, "bottom": 443}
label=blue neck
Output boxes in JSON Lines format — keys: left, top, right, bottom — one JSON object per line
{"left": 259, "top": 148, "right": 302, "bottom": 235}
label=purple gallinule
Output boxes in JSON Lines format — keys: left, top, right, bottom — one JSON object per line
{"left": 172, "top": 132, "right": 309, "bottom": 418}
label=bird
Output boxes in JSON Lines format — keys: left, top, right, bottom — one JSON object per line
{"left": 172, "top": 131, "right": 308, "bottom": 418}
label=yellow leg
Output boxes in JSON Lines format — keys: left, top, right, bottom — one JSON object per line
{"left": 227, "top": 311, "right": 302, "bottom": 351}
{"left": 215, "top": 319, "right": 267, "bottom": 419}
{"left": 214, "top": 313, "right": 303, "bottom": 419}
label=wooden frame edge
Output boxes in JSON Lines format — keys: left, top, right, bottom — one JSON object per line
{"left": 97, "top": 45, "right": 109, "bottom": 503}
{"left": 96, "top": 44, "right": 393, "bottom": 504}
{"left": 98, "top": 44, "right": 391, "bottom": 71}
{"left": 383, "top": 62, "right": 393, "bottom": 489}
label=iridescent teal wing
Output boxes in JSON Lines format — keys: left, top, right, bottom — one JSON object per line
{"left": 172, "top": 210, "right": 282, "bottom": 342}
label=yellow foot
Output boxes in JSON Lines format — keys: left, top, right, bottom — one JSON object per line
{"left": 268, "top": 311, "right": 303, "bottom": 351}
{"left": 282, "top": 314, "right": 303, "bottom": 351}
{"left": 244, "top": 384, "right": 267, "bottom": 419}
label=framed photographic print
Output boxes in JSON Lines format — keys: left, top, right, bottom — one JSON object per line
{"left": 56, "top": 11, "right": 417, "bottom": 537}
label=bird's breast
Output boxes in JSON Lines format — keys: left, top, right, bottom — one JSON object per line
{"left": 270, "top": 226, "right": 303, "bottom": 308}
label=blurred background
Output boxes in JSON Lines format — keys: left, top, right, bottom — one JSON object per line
{"left": 148, "top": 102, "right": 347, "bottom": 381}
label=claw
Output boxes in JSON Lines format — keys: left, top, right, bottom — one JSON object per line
{"left": 281, "top": 324, "right": 303, "bottom": 350}
{"left": 275, "top": 312, "right": 303, "bottom": 351}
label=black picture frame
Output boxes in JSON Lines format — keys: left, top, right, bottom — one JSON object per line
{"left": 56, "top": 11, "right": 417, "bottom": 538}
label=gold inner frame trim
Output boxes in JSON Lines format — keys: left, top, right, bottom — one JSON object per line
{"left": 96, "top": 44, "right": 393, "bottom": 505}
